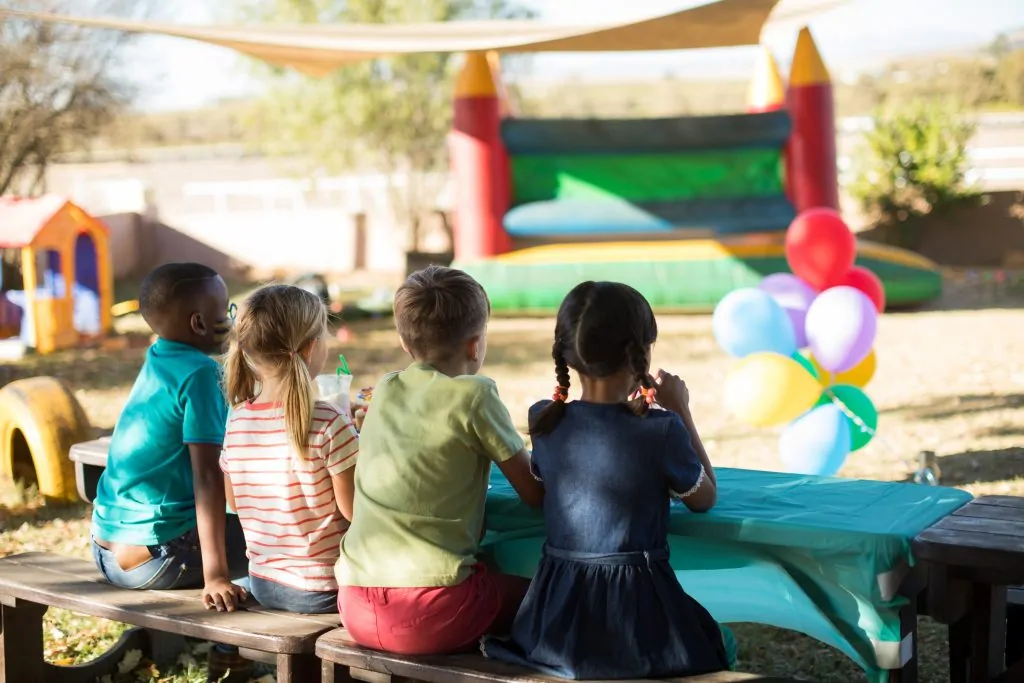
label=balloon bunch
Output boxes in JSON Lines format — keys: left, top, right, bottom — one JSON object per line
{"left": 713, "top": 208, "right": 882, "bottom": 477}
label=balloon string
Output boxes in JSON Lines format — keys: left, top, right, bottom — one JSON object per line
{"left": 823, "top": 389, "right": 906, "bottom": 461}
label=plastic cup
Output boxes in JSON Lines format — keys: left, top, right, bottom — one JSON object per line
{"left": 315, "top": 374, "right": 353, "bottom": 417}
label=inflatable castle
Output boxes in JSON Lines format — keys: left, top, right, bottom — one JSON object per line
{"left": 449, "top": 32, "right": 942, "bottom": 313}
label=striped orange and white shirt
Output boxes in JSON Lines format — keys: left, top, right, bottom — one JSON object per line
{"left": 220, "top": 400, "right": 358, "bottom": 592}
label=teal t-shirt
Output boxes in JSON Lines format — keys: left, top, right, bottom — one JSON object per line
{"left": 92, "top": 338, "right": 228, "bottom": 545}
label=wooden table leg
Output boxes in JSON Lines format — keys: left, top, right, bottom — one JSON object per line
{"left": 950, "top": 614, "right": 971, "bottom": 683}
{"left": 993, "top": 658, "right": 1024, "bottom": 683}
{"left": 276, "top": 652, "right": 321, "bottom": 683}
{"left": 888, "top": 600, "right": 919, "bottom": 683}
{"left": 1007, "top": 602, "right": 1024, "bottom": 668}
{"left": 0, "top": 597, "right": 47, "bottom": 683}
{"left": 973, "top": 584, "right": 1007, "bottom": 683}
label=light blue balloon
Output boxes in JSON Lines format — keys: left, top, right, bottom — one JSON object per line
{"left": 779, "top": 404, "right": 852, "bottom": 477}
{"left": 712, "top": 288, "right": 798, "bottom": 358}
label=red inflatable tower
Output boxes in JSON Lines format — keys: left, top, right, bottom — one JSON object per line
{"left": 488, "top": 51, "right": 512, "bottom": 246}
{"left": 786, "top": 28, "right": 839, "bottom": 213}
{"left": 450, "top": 51, "right": 509, "bottom": 261}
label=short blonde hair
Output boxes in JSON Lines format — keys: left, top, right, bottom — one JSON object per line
{"left": 224, "top": 284, "right": 328, "bottom": 461}
{"left": 393, "top": 265, "right": 490, "bottom": 360}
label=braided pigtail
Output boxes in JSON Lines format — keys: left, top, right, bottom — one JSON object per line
{"left": 530, "top": 342, "right": 571, "bottom": 436}
{"left": 626, "top": 340, "right": 655, "bottom": 416}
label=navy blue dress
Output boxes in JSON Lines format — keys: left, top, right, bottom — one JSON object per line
{"left": 482, "top": 400, "right": 729, "bottom": 679}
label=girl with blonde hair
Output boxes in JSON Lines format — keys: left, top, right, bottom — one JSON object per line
{"left": 221, "top": 284, "right": 358, "bottom": 613}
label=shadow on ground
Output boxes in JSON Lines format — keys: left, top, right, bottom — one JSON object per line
{"left": 882, "top": 393, "right": 1024, "bottom": 422}
{"left": 935, "top": 447, "right": 1024, "bottom": 486}
{"left": 0, "top": 501, "right": 91, "bottom": 532}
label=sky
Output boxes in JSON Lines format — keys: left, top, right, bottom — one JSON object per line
{"left": 124, "top": 0, "right": 1024, "bottom": 111}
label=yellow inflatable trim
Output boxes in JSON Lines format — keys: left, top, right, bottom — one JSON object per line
{"left": 494, "top": 235, "right": 938, "bottom": 272}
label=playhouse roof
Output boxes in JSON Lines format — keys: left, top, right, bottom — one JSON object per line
{"left": 0, "top": 0, "right": 788, "bottom": 76}
{"left": 0, "top": 195, "right": 102, "bottom": 250}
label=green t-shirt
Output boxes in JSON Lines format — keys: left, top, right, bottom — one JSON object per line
{"left": 336, "top": 362, "right": 524, "bottom": 588}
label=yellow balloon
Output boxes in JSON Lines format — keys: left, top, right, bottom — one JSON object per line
{"left": 724, "top": 352, "right": 823, "bottom": 427}
{"left": 810, "top": 350, "right": 877, "bottom": 389}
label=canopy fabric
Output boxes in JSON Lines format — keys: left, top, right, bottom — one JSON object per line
{"left": 1, "top": 0, "right": 782, "bottom": 76}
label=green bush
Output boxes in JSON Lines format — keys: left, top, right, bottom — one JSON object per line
{"left": 849, "top": 101, "right": 978, "bottom": 230}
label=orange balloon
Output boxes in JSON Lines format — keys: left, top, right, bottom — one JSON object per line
{"left": 810, "top": 349, "right": 876, "bottom": 388}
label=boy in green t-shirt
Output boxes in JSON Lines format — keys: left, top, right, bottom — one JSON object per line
{"left": 337, "top": 265, "right": 543, "bottom": 655}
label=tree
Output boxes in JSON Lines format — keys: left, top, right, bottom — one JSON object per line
{"left": 848, "top": 100, "right": 977, "bottom": 245}
{"left": 240, "top": 0, "right": 534, "bottom": 252}
{"left": 997, "top": 49, "right": 1024, "bottom": 107}
{"left": 0, "top": 0, "right": 152, "bottom": 196}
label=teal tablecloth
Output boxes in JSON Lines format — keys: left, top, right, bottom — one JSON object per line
{"left": 483, "top": 467, "right": 972, "bottom": 682}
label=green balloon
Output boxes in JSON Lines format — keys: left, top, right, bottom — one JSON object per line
{"left": 791, "top": 352, "right": 819, "bottom": 379}
{"left": 817, "top": 384, "right": 878, "bottom": 451}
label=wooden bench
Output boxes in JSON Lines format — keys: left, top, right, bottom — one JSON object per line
{"left": 0, "top": 552, "right": 338, "bottom": 683}
{"left": 913, "top": 495, "right": 1024, "bottom": 683}
{"left": 316, "top": 628, "right": 811, "bottom": 683}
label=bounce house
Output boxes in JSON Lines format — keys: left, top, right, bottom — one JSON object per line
{"left": 0, "top": 196, "right": 114, "bottom": 354}
{"left": 449, "top": 33, "right": 942, "bottom": 312}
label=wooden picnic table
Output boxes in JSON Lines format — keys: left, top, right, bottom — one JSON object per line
{"left": 68, "top": 436, "right": 109, "bottom": 504}
{"left": 913, "top": 496, "right": 1024, "bottom": 683}
{"left": 70, "top": 438, "right": 985, "bottom": 682}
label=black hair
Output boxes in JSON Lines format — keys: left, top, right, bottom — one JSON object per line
{"left": 139, "top": 262, "right": 219, "bottom": 325}
{"left": 530, "top": 281, "right": 658, "bottom": 437}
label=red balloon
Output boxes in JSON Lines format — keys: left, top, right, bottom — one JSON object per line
{"left": 833, "top": 265, "right": 886, "bottom": 313}
{"left": 784, "top": 209, "right": 856, "bottom": 290}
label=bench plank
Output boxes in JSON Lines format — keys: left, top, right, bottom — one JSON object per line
{"left": 0, "top": 553, "right": 337, "bottom": 653}
{"left": 315, "top": 628, "right": 808, "bottom": 683}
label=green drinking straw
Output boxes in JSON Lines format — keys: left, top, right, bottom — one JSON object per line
{"left": 337, "top": 354, "right": 352, "bottom": 376}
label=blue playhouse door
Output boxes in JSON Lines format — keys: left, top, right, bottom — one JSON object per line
{"left": 74, "top": 232, "right": 102, "bottom": 335}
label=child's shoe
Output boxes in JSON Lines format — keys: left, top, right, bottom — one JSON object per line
{"left": 207, "top": 644, "right": 252, "bottom": 683}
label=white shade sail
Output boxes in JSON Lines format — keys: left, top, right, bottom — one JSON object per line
{"left": 0, "top": 0, "right": 784, "bottom": 76}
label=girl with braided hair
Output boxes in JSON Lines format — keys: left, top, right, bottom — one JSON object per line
{"left": 482, "top": 281, "right": 733, "bottom": 678}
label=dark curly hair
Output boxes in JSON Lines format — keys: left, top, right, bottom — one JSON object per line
{"left": 530, "top": 281, "right": 658, "bottom": 437}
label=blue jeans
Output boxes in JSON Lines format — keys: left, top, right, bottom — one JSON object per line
{"left": 249, "top": 574, "right": 338, "bottom": 614}
{"left": 91, "top": 515, "right": 248, "bottom": 590}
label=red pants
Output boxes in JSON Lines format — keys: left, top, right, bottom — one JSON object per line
{"left": 338, "top": 564, "right": 529, "bottom": 655}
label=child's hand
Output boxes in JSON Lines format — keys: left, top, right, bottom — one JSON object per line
{"left": 203, "top": 577, "right": 247, "bottom": 612}
{"left": 652, "top": 369, "right": 689, "bottom": 414}
{"left": 353, "top": 406, "right": 367, "bottom": 432}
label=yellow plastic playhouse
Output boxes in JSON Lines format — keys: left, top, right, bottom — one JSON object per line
{"left": 0, "top": 195, "right": 113, "bottom": 354}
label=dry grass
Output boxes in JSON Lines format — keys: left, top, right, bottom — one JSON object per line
{"left": 1, "top": 275, "right": 1023, "bottom": 681}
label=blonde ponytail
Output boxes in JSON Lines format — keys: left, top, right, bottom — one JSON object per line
{"left": 230, "top": 284, "right": 329, "bottom": 468}
{"left": 282, "top": 351, "right": 315, "bottom": 461}
{"left": 224, "top": 339, "right": 258, "bottom": 407}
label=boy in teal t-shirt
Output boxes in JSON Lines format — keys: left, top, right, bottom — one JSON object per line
{"left": 91, "top": 263, "right": 244, "bottom": 613}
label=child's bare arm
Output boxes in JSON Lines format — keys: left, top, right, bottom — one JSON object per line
{"left": 654, "top": 370, "right": 717, "bottom": 513}
{"left": 223, "top": 471, "right": 237, "bottom": 513}
{"left": 677, "top": 408, "right": 716, "bottom": 487}
{"left": 331, "top": 467, "right": 356, "bottom": 522}
{"left": 190, "top": 444, "right": 246, "bottom": 611}
{"left": 497, "top": 449, "right": 544, "bottom": 508}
